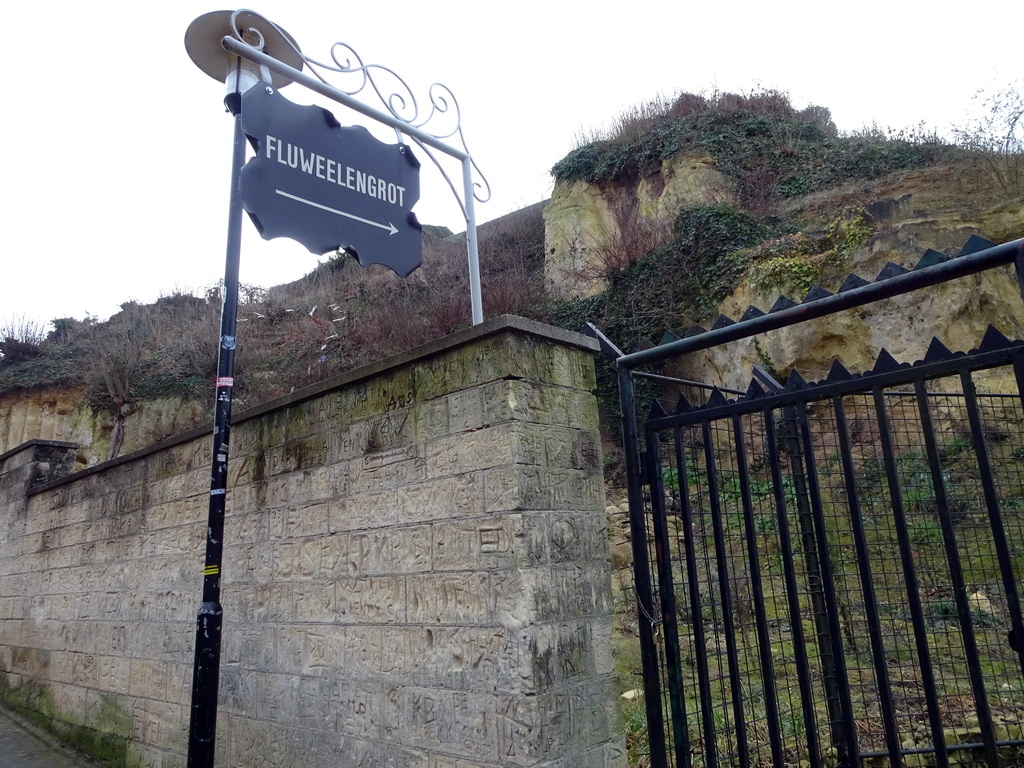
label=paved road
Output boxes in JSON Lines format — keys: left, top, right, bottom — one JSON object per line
{"left": 0, "top": 706, "right": 96, "bottom": 767}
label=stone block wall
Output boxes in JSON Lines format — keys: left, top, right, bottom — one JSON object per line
{"left": 0, "top": 316, "right": 625, "bottom": 767}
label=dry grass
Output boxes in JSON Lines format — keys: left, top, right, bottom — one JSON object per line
{"left": 572, "top": 88, "right": 836, "bottom": 152}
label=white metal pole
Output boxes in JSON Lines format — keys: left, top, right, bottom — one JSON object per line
{"left": 463, "top": 157, "right": 483, "bottom": 325}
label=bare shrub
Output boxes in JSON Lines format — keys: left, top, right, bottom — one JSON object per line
{"left": 478, "top": 202, "right": 546, "bottom": 276}
{"left": 0, "top": 316, "right": 47, "bottom": 362}
{"left": 666, "top": 92, "right": 710, "bottom": 120}
{"left": 796, "top": 104, "right": 838, "bottom": 137}
{"left": 47, "top": 316, "right": 97, "bottom": 345}
{"left": 482, "top": 265, "right": 545, "bottom": 317}
{"left": 715, "top": 88, "right": 794, "bottom": 118}
{"left": 609, "top": 93, "right": 678, "bottom": 145}
{"left": 226, "top": 224, "right": 495, "bottom": 401}
{"left": 572, "top": 92, "right": 680, "bottom": 148}
{"left": 91, "top": 303, "right": 156, "bottom": 410}
{"left": 567, "top": 210, "right": 674, "bottom": 287}
{"left": 954, "top": 80, "right": 1024, "bottom": 199}
{"left": 571, "top": 88, "right": 807, "bottom": 152}
{"left": 149, "top": 292, "right": 219, "bottom": 380}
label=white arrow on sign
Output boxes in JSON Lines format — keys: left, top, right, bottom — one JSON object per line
{"left": 275, "top": 190, "right": 399, "bottom": 235}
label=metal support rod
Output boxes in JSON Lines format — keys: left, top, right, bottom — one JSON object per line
{"left": 732, "top": 414, "right": 784, "bottom": 768}
{"left": 795, "top": 401, "right": 860, "bottom": 764}
{"left": 675, "top": 429, "right": 718, "bottom": 768}
{"left": 187, "top": 81, "right": 246, "bottom": 768}
{"left": 463, "top": 156, "right": 483, "bottom": 324}
{"left": 764, "top": 411, "right": 822, "bottom": 764}
{"left": 700, "top": 419, "right": 750, "bottom": 767}
{"left": 871, "top": 385, "right": 949, "bottom": 767}
{"left": 962, "top": 367, "right": 1024, "bottom": 676}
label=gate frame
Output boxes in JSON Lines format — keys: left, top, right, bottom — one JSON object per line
{"left": 593, "top": 235, "right": 1024, "bottom": 767}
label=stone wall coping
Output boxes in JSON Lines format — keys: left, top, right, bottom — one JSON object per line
{"left": 0, "top": 439, "right": 80, "bottom": 466}
{"left": 237, "top": 314, "right": 598, "bottom": 420}
{"left": 26, "top": 315, "right": 597, "bottom": 495}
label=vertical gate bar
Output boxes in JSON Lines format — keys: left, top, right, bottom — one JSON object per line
{"left": 782, "top": 403, "right": 847, "bottom": 753}
{"left": 960, "top": 371, "right": 1024, "bottom": 735}
{"left": 976, "top": 364, "right": 1024, "bottom": 677}
{"left": 1013, "top": 352, "right": 1024, "bottom": 419}
{"left": 645, "top": 426, "right": 690, "bottom": 768}
{"left": 999, "top": 358, "right": 1024, "bottom": 675}
{"left": 764, "top": 410, "right": 822, "bottom": 765}
{"left": 732, "top": 414, "right": 785, "bottom": 767}
{"left": 871, "top": 385, "right": 950, "bottom": 768}
{"left": 832, "top": 394, "right": 902, "bottom": 767}
{"left": 913, "top": 378, "right": 1000, "bottom": 768}
{"left": 676, "top": 424, "right": 719, "bottom": 768}
{"left": 795, "top": 400, "right": 860, "bottom": 765}
{"left": 619, "top": 367, "right": 669, "bottom": 768}
{"left": 700, "top": 420, "right": 751, "bottom": 768}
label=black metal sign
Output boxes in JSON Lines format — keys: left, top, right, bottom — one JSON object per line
{"left": 239, "top": 86, "right": 422, "bottom": 276}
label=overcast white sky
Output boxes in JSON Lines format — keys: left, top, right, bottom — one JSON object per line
{"left": 2, "top": 0, "right": 1020, "bottom": 331}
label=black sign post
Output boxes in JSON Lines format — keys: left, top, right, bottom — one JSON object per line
{"left": 185, "top": 73, "right": 246, "bottom": 768}
{"left": 184, "top": 11, "right": 305, "bottom": 768}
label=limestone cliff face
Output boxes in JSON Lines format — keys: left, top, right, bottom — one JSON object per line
{"left": 0, "top": 387, "right": 99, "bottom": 458}
{"left": 0, "top": 390, "right": 207, "bottom": 467}
{"left": 684, "top": 200, "right": 1024, "bottom": 391}
{"left": 543, "top": 154, "right": 730, "bottom": 299}
{"left": 544, "top": 156, "right": 1024, "bottom": 389}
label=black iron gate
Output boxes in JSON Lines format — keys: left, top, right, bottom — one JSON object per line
{"left": 600, "top": 236, "right": 1024, "bottom": 767}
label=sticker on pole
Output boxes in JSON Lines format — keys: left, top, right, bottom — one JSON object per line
{"left": 239, "top": 86, "right": 422, "bottom": 277}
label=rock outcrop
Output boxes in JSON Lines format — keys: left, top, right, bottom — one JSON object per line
{"left": 543, "top": 153, "right": 731, "bottom": 299}
{"left": 0, "top": 391, "right": 207, "bottom": 467}
{"left": 688, "top": 198, "right": 1024, "bottom": 390}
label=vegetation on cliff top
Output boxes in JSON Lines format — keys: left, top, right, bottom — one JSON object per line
{"left": 551, "top": 89, "right": 968, "bottom": 212}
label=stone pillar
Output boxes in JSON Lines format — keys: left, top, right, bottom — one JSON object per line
{"left": 219, "top": 316, "right": 626, "bottom": 767}
{"left": 0, "top": 440, "right": 78, "bottom": 518}
{"left": 0, "top": 440, "right": 79, "bottom": 722}
{"left": 407, "top": 317, "right": 625, "bottom": 767}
